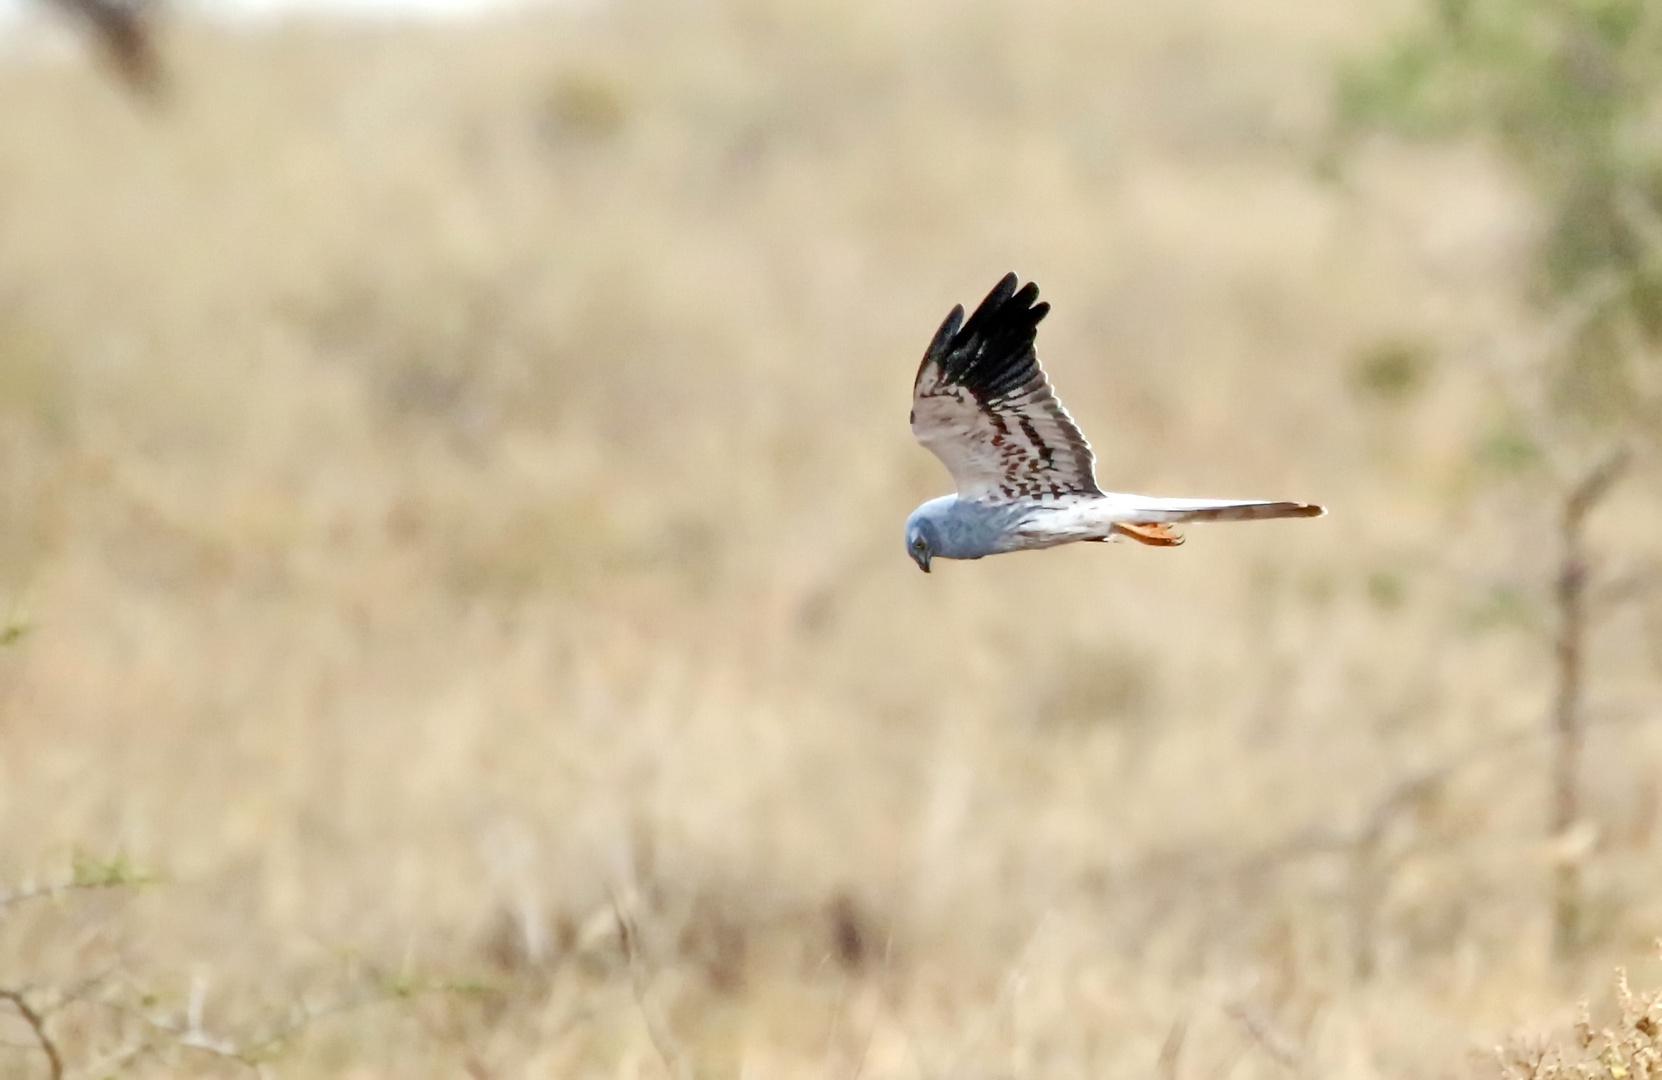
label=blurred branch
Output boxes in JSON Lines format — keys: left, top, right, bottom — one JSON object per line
{"left": 107, "top": 973, "right": 444, "bottom": 1074}
{"left": 0, "top": 878, "right": 137, "bottom": 913}
{"left": 1562, "top": 447, "right": 1630, "bottom": 532}
{"left": 1550, "top": 445, "right": 1630, "bottom": 960}
{"left": 1227, "top": 446, "right": 1636, "bottom": 970}
{"left": 609, "top": 889, "right": 693, "bottom": 1080}
{"left": 1224, "top": 1000, "right": 1304, "bottom": 1073}
{"left": 1155, "top": 1014, "right": 1188, "bottom": 1080}
{"left": 80, "top": 1039, "right": 157, "bottom": 1077}
{"left": 0, "top": 988, "right": 64, "bottom": 1080}
{"left": 1226, "top": 728, "right": 1540, "bottom": 979}
{"left": 40, "top": 0, "right": 166, "bottom": 98}
{"left": 0, "top": 855, "right": 154, "bottom": 913}
{"left": 1236, "top": 727, "right": 1535, "bottom": 878}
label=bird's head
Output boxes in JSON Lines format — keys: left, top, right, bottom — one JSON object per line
{"left": 904, "top": 512, "right": 937, "bottom": 573}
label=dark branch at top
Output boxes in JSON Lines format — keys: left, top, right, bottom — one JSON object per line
{"left": 43, "top": 0, "right": 166, "bottom": 98}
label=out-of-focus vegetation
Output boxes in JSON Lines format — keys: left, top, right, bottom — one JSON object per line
{"left": 1339, "top": 0, "right": 1662, "bottom": 428}
{"left": 0, "top": 0, "right": 1660, "bottom": 1076}
{"left": 1341, "top": 0, "right": 1662, "bottom": 965}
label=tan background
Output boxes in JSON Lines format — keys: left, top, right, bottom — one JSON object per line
{"left": 2, "top": 0, "right": 1661, "bottom": 1075}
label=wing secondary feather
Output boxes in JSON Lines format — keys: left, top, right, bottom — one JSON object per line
{"left": 910, "top": 274, "right": 1099, "bottom": 504}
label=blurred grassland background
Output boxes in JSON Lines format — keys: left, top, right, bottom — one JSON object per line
{"left": 3, "top": 0, "right": 1662, "bottom": 1076}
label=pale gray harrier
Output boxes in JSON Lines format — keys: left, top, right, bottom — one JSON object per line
{"left": 905, "top": 274, "right": 1324, "bottom": 572}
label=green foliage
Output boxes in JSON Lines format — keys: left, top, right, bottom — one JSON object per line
{"left": 70, "top": 850, "right": 154, "bottom": 889}
{"left": 1341, "top": 0, "right": 1662, "bottom": 423}
{"left": 1475, "top": 415, "right": 1544, "bottom": 472}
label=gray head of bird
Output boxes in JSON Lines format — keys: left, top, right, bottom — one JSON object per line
{"left": 903, "top": 511, "right": 937, "bottom": 573}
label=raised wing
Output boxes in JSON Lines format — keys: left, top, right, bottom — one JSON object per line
{"left": 910, "top": 274, "right": 1099, "bottom": 503}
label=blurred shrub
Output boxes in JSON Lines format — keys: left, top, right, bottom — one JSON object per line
{"left": 540, "top": 70, "right": 630, "bottom": 145}
{"left": 1351, "top": 336, "right": 1434, "bottom": 405}
{"left": 1365, "top": 567, "right": 1409, "bottom": 611}
{"left": 1339, "top": 0, "right": 1662, "bottom": 426}
{"left": 1460, "top": 582, "right": 1539, "bottom": 633}
{"left": 1474, "top": 415, "right": 1545, "bottom": 473}
{"left": 0, "top": 304, "right": 70, "bottom": 438}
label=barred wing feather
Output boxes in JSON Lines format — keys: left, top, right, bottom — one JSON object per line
{"left": 910, "top": 274, "right": 1099, "bottom": 504}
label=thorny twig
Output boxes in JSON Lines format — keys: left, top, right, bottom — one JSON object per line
{"left": 98, "top": 975, "right": 443, "bottom": 1074}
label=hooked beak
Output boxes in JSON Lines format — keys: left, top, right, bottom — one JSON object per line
{"left": 917, "top": 554, "right": 931, "bottom": 573}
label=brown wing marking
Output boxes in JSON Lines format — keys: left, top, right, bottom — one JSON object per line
{"left": 909, "top": 274, "right": 1099, "bottom": 503}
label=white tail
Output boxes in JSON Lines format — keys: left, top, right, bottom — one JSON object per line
{"left": 1100, "top": 494, "right": 1326, "bottom": 525}
{"left": 1096, "top": 496, "right": 1323, "bottom": 547}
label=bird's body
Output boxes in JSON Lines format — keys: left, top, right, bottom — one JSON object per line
{"left": 904, "top": 274, "right": 1324, "bottom": 571}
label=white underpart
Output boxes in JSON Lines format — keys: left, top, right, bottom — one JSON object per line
{"left": 1011, "top": 493, "right": 1322, "bottom": 547}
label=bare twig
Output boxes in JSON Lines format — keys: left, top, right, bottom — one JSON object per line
{"left": 1563, "top": 447, "right": 1631, "bottom": 530}
{"left": 607, "top": 889, "right": 692, "bottom": 1080}
{"left": 1348, "top": 766, "right": 1454, "bottom": 979}
{"left": 1156, "top": 1013, "right": 1188, "bottom": 1080}
{"left": 1225, "top": 1000, "right": 1304, "bottom": 1073}
{"left": 943, "top": 911, "right": 1053, "bottom": 1078}
{"left": 101, "top": 977, "right": 432, "bottom": 1075}
{"left": 1235, "top": 727, "right": 1535, "bottom": 881}
{"left": 1550, "top": 446, "right": 1630, "bottom": 959}
{"left": 0, "top": 878, "right": 136, "bottom": 913}
{"left": 1217, "top": 732, "right": 1539, "bottom": 980}
{"left": 80, "top": 1038, "right": 160, "bottom": 1077}
{"left": 0, "top": 987, "right": 64, "bottom": 1080}
{"left": 846, "top": 923, "right": 899, "bottom": 1080}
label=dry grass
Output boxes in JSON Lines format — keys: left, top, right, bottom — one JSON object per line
{"left": 1497, "top": 963, "right": 1662, "bottom": 1080}
{"left": 1, "top": 0, "right": 1661, "bottom": 1076}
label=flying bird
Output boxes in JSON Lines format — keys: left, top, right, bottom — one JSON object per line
{"left": 904, "top": 273, "right": 1324, "bottom": 572}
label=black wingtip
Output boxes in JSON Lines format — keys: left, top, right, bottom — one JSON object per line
{"left": 961, "top": 273, "right": 1048, "bottom": 347}
{"left": 926, "top": 304, "right": 965, "bottom": 361}
{"left": 923, "top": 274, "right": 1049, "bottom": 401}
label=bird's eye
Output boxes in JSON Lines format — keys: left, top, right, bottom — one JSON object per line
{"left": 913, "top": 538, "right": 926, "bottom": 551}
